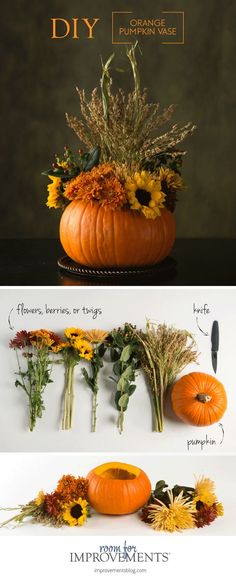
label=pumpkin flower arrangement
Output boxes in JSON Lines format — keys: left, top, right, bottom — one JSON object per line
{"left": 43, "top": 44, "right": 196, "bottom": 268}
{"left": 0, "top": 465, "right": 223, "bottom": 533}
{"left": 141, "top": 476, "right": 224, "bottom": 532}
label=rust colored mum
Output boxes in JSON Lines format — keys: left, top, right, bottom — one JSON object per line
{"left": 56, "top": 475, "right": 89, "bottom": 502}
{"left": 29, "top": 329, "right": 61, "bottom": 349}
{"left": 194, "top": 502, "right": 218, "bottom": 528}
{"left": 63, "top": 163, "right": 127, "bottom": 209}
{"left": 44, "top": 492, "right": 62, "bottom": 518}
{"left": 9, "top": 330, "right": 31, "bottom": 349}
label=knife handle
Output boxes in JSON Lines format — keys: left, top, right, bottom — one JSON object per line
{"left": 211, "top": 320, "right": 219, "bottom": 351}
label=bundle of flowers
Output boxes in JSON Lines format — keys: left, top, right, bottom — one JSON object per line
{"left": 9, "top": 321, "right": 227, "bottom": 433}
{"left": 141, "top": 477, "right": 224, "bottom": 532}
{"left": 10, "top": 328, "right": 108, "bottom": 432}
{"left": 9, "top": 329, "right": 61, "bottom": 431}
{"left": 43, "top": 44, "right": 196, "bottom": 268}
{"left": 0, "top": 475, "right": 90, "bottom": 528}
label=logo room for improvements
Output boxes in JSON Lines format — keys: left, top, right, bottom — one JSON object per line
{"left": 70, "top": 541, "right": 170, "bottom": 564}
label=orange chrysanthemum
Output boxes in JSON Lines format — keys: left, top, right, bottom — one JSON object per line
{"left": 29, "top": 330, "right": 61, "bottom": 349}
{"left": 56, "top": 475, "right": 89, "bottom": 502}
{"left": 63, "top": 163, "right": 127, "bottom": 209}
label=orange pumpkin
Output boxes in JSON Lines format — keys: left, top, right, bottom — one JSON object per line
{"left": 60, "top": 200, "right": 176, "bottom": 267}
{"left": 87, "top": 461, "right": 151, "bottom": 515}
{"left": 171, "top": 372, "right": 227, "bottom": 426}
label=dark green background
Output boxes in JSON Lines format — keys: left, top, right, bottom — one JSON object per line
{"left": 1, "top": 0, "right": 235, "bottom": 238}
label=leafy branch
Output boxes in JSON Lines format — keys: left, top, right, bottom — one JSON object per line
{"left": 108, "top": 324, "right": 141, "bottom": 433}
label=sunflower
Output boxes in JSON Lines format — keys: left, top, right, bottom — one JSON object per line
{"left": 73, "top": 338, "right": 93, "bottom": 360}
{"left": 216, "top": 502, "right": 224, "bottom": 516}
{"left": 62, "top": 498, "right": 89, "bottom": 526}
{"left": 64, "top": 328, "right": 85, "bottom": 341}
{"left": 35, "top": 490, "right": 45, "bottom": 507}
{"left": 125, "top": 170, "right": 165, "bottom": 219}
{"left": 145, "top": 491, "right": 196, "bottom": 533}
{"left": 194, "top": 476, "right": 217, "bottom": 507}
{"left": 158, "top": 167, "right": 184, "bottom": 212}
{"left": 51, "top": 341, "right": 70, "bottom": 353}
{"left": 46, "top": 175, "right": 64, "bottom": 209}
{"left": 84, "top": 329, "right": 108, "bottom": 343}
{"left": 159, "top": 167, "right": 184, "bottom": 192}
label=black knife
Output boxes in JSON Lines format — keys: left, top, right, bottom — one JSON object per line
{"left": 211, "top": 320, "right": 219, "bottom": 373}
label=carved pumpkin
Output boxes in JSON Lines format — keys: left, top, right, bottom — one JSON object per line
{"left": 171, "top": 372, "right": 227, "bottom": 426}
{"left": 60, "top": 200, "right": 176, "bottom": 267}
{"left": 87, "top": 461, "right": 151, "bottom": 515}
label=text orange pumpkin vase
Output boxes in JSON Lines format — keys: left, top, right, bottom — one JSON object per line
{"left": 60, "top": 200, "right": 176, "bottom": 268}
{"left": 171, "top": 372, "right": 227, "bottom": 426}
{"left": 87, "top": 461, "right": 151, "bottom": 515}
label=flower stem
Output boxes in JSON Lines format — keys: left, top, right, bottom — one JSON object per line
{"left": 62, "top": 362, "right": 76, "bottom": 430}
{"left": 92, "top": 391, "right": 98, "bottom": 433}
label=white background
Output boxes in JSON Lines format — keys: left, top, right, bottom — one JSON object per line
{"left": 0, "top": 452, "right": 235, "bottom": 536}
{"left": 0, "top": 287, "right": 235, "bottom": 453}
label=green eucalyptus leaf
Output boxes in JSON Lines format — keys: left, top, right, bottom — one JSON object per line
{"left": 111, "top": 332, "right": 124, "bottom": 349}
{"left": 120, "top": 344, "right": 133, "bottom": 362}
{"left": 110, "top": 348, "right": 120, "bottom": 362}
{"left": 118, "top": 393, "right": 129, "bottom": 410}
{"left": 114, "top": 390, "right": 121, "bottom": 410}
{"left": 120, "top": 365, "right": 135, "bottom": 382}
{"left": 98, "top": 343, "right": 106, "bottom": 357}
{"left": 113, "top": 361, "right": 122, "bottom": 377}
{"left": 128, "top": 384, "right": 136, "bottom": 395}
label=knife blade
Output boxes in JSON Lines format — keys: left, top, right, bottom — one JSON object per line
{"left": 211, "top": 320, "right": 219, "bottom": 373}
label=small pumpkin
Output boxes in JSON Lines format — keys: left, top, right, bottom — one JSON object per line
{"left": 171, "top": 372, "right": 227, "bottom": 426}
{"left": 87, "top": 461, "right": 151, "bottom": 515}
{"left": 60, "top": 200, "right": 176, "bottom": 268}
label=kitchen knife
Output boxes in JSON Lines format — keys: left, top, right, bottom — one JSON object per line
{"left": 211, "top": 320, "right": 219, "bottom": 373}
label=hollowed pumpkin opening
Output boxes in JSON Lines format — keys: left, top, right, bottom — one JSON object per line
{"left": 100, "top": 468, "right": 136, "bottom": 480}
{"left": 93, "top": 462, "right": 141, "bottom": 479}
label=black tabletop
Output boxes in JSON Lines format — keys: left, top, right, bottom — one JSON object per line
{"left": 0, "top": 239, "right": 235, "bottom": 286}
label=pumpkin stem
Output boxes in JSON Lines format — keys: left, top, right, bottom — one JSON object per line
{"left": 196, "top": 393, "right": 212, "bottom": 403}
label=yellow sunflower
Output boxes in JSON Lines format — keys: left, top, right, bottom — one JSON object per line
{"left": 62, "top": 498, "right": 89, "bottom": 526}
{"left": 73, "top": 338, "right": 93, "bottom": 360}
{"left": 216, "top": 502, "right": 224, "bottom": 516}
{"left": 125, "top": 170, "right": 165, "bottom": 219}
{"left": 64, "top": 328, "right": 85, "bottom": 341}
{"left": 159, "top": 167, "right": 184, "bottom": 193}
{"left": 147, "top": 491, "right": 196, "bottom": 533}
{"left": 35, "top": 490, "right": 45, "bottom": 506}
{"left": 84, "top": 329, "right": 108, "bottom": 343}
{"left": 194, "top": 476, "right": 217, "bottom": 507}
{"left": 46, "top": 175, "right": 63, "bottom": 209}
{"left": 51, "top": 341, "right": 70, "bottom": 353}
